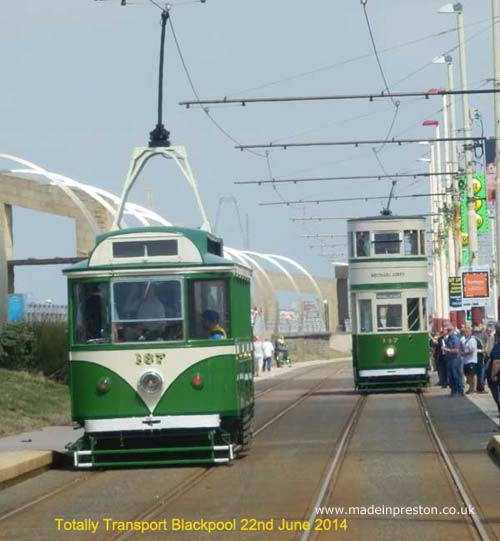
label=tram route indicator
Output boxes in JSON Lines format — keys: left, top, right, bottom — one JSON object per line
{"left": 449, "top": 276, "right": 463, "bottom": 310}
{"left": 461, "top": 266, "right": 490, "bottom": 307}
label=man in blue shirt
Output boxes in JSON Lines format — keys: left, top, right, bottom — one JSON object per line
{"left": 443, "top": 325, "right": 464, "bottom": 396}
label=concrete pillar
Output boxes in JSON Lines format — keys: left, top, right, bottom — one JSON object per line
{"left": 0, "top": 204, "right": 13, "bottom": 325}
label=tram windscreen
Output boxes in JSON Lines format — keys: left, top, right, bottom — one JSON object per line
{"left": 73, "top": 282, "right": 110, "bottom": 344}
{"left": 112, "top": 279, "right": 183, "bottom": 342}
{"left": 376, "top": 304, "right": 402, "bottom": 331}
{"left": 373, "top": 232, "right": 400, "bottom": 255}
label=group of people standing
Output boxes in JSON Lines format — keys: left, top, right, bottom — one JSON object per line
{"left": 252, "top": 335, "right": 291, "bottom": 376}
{"left": 431, "top": 323, "right": 500, "bottom": 416}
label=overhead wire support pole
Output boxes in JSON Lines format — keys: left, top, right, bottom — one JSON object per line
{"left": 236, "top": 137, "right": 485, "bottom": 151}
{"left": 235, "top": 172, "right": 461, "bottom": 185}
{"left": 455, "top": 4, "right": 479, "bottom": 266}
{"left": 291, "top": 213, "right": 441, "bottom": 222}
{"left": 291, "top": 216, "right": 356, "bottom": 222}
{"left": 260, "top": 192, "right": 447, "bottom": 207}
{"left": 179, "top": 89, "right": 500, "bottom": 108}
{"left": 493, "top": 0, "right": 500, "bottom": 318}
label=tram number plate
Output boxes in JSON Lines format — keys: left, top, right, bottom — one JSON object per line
{"left": 136, "top": 353, "right": 165, "bottom": 365}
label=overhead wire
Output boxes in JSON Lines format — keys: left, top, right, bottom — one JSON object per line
{"left": 168, "top": 13, "right": 267, "bottom": 158}
{"left": 224, "top": 16, "right": 494, "bottom": 98}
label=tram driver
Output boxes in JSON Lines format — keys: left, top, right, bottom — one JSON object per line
{"left": 202, "top": 310, "right": 227, "bottom": 340}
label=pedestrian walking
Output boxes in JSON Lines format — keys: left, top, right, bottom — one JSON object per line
{"left": 262, "top": 337, "right": 274, "bottom": 373}
{"left": 253, "top": 335, "right": 263, "bottom": 377}
{"left": 443, "top": 325, "right": 464, "bottom": 396}
{"left": 461, "top": 326, "right": 477, "bottom": 394}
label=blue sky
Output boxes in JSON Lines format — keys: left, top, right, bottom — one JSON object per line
{"left": 0, "top": 0, "right": 496, "bottom": 302}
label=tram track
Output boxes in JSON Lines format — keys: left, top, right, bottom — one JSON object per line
{"left": 299, "top": 394, "right": 367, "bottom": 541}
{"left": 417, "top": 393, "right": 492, "bottom": 541}
{"left": 298, "top": 392, "right": 493, "bottom": 541}
{"left": 254, "top": 361, "right": 346, "bottom": 400}
{"left": 106, "top": 365, "right": 346, "bottom": 541}
{"left": 0, "top": 362, "right": 347, "bottom": 531}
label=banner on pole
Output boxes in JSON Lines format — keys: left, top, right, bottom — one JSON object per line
{"left": 448, "top": 276, "right": 463, "bottom": 310}
{"left": 461, "top": 266, "right": 490, "bottom": 307}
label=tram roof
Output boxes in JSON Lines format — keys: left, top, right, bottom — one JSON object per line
{"left": 64, "top": 226, "right": 247, "bottom": 274}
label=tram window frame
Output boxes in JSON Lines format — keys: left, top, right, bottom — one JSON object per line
{"left": 355, "top": 231, "right": 370, "bottom": 257}
{"left": 188, "top": 279, "right": 230, "bottom": 341}
{"left": 419, "top": 230, "right": 426, "bottom": 255}
{"left": 421, "top": 298, "right": 428, "bottom": 331}
{"left": 110, "top": 277, "right": 185, "bottom": 344}
{"left": 404, "top": 230, "right": 419, "bottom": 256}
{"left": 373, "top": 231, "right": 401, "bottom": 255}
{"left": 73, "top": 281, "right": 111, "bottom": 345}
{"left": 376, "top": 303, "right": 403, "bottom": 332}
{"left": 358, "top": 299, "right": 373, "bottom": 333}
{"left": 348, "top": 232, "right": 354, "bottom": 258}
{"left": 407, "top": 297, "right": 421, "bottom": 331}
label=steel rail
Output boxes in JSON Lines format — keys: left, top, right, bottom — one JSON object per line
{"left": 254, "top": 361, "right": 348, "bottom": 399}
{"left": 417, "top": 394, "right": 491, "bottom": 541}
{"left": 0, "top": 363, "right": 344, "bottom": 528}
{"left": 300, "top": 395, "right": 367, "bottom": 541}
{"left": 0, "top": 472, "right": 99, "bottom": 522}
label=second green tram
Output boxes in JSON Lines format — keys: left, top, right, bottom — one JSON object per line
{"left": 348, "top": 215, "right": 429, "bottom": 391}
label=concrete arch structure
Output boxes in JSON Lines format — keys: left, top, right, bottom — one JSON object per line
{"left": 227, "top": 249, "right": 280, "bottom": 333}
{"left": 0, "top": 153, "right": 334, "bottom": 330}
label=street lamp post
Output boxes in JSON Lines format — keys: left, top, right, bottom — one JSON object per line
{"left": 439, "top": 3, "right": 479, "bottom": 267}
{"left": 423, "top": 120, "right": 449, "bottom": 325}
{"left": 432, "top": 56, "right": 462, "bottom": 274}
{"left": 492, "top": 0, "right": 500, "bottom": 317}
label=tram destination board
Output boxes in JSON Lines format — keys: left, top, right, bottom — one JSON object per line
{"left": 461, "top": 266, "right": 490, "bottom": 307}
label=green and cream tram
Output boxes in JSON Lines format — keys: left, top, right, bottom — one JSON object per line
{"left": 64, "top": 226, "right": 254, "bottom": 467}
{"left": 348, "top": 215, "right": 429, "bottom": 391}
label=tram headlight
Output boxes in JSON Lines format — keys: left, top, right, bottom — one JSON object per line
{"left": 138, "top": 370, "right": 163, "bottom": 394}
{"left": 385, "top": 346, "right": 396, "bottom": 358}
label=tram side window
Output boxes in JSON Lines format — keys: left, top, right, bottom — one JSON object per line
{"left": 407, "top": 298, "right": 420, "bottom": 331}
{"left": 358, "top": 300, "right": 373, "bottom": 333}
{"left": 377, "top": 304, "right": 402, "bottom": 331}
{"left": 356, "top": 232, "right": 370, "bottom": 257}
{"left": 404, "top": 230, "right": 418, "bottom": 255}
{"left": 74, "top": 282, "right": 110, "bottom": 344}
{"left": 374, "top": 232, "right": 400, "bottom": 255}
{"left": 189, "top": 280, "right": 230, "bottom": 340}
{"left": 112, "top": 279, "right": 183, "bottom": 343}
